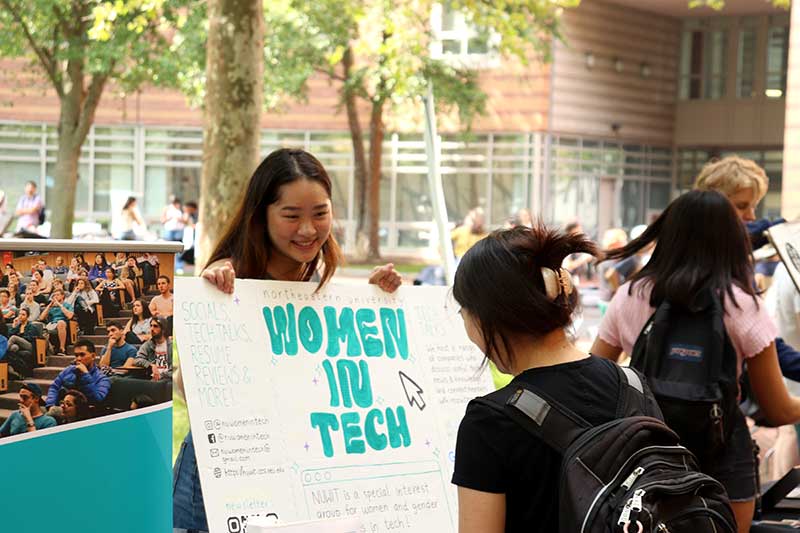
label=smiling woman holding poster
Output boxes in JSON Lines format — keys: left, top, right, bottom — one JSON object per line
{"left": 173, "top": 148, "right": 402, "bottom": 533}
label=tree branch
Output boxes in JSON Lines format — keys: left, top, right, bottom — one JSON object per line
{"left": 73, "top": 68, "right": 111, "bottom": 150}
{"left": 315, "top": 66, "right": 346, "bottom": 82}
{"left": 0, "top": 0, "right": 63, "bottom": 97}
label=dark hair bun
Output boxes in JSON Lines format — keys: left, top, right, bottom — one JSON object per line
{"left": 453, "top": 223, "right": 597, "bottom": 368}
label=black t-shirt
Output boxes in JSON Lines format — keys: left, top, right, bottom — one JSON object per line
{"left": 452, "top": 356, "right": 657, "bottom": 533}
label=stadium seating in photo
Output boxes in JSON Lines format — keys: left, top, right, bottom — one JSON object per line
{"left": 0, "top": 267, "right": 168, "bottom": 427}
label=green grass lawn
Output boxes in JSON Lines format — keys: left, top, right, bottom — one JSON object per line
{"left": 172, "top": 349, "right": 189, "bottom": 464}
{"left": 344, "top": 262, "right": 427, "bottom": 275}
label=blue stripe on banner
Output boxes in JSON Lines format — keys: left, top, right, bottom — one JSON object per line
{"left": 0, "top": 406, "right": 171, "bottom": 533}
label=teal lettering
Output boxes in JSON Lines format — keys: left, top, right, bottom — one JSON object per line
{"left": 262, "top": 304, "right": 298, "bottom": 355}
{"left": 310, "top": 412, "right": 339, "bottom": 458}
{"left": 324, "top": 307, "right": 362, "bottom": 357}
{"left": 356, "top": 309, "right": 383, "bottom": 357}
{"left": 322, "top": 360, "right": 340, "bottom": 407}
{"left": 341, "top": 412, "right": 365, "bottom": 454}
{"left": 364, "top": 409, "right": 387, "bottom": 451}
{"left": 336, "top": 359, "right": 373, "bottom": 408}
{"left": 299, "top": 306, "right": 323, "bottom": 353}
{"left": 386, "top": 406, "right": 411, "bottom": 448}
{"left": 379, "top": 308, "right": 408, "bottom": 359}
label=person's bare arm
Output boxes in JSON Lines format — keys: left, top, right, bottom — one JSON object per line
{"left": 748, "top": 341, "right": 800, "bottom": 426}
{"left": 99, "top": 341, "right": 114, "bottom": 368}
{"left": 458, "top": 487, "right": 505, "bottom": 533}
{"left": 590, "top": 337, "right": 622, "bottom": 362}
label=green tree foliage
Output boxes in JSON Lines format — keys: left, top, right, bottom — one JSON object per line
{"left": 247, "top": 0, "right": 577, "bottom": 259}
{"left": 0, "top": 0, "right": 188, "bottom": 237}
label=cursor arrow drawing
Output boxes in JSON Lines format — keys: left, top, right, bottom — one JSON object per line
{"left": 399, "top": 371, "right": 426, "bottom": 411}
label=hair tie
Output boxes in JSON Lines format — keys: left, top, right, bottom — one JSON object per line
{"left": 540, "top": 267, "right": 574, "bottom": 301}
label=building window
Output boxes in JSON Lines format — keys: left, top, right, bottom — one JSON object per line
{"left": 679, "top": 25, "right": 727, "bottom": 100}
{"left": 430, "top": 3, "right": 499, "bottom": 68}
{"left": 766, "top": 17, "right": 790, "bottom": 98}
{"left": 737, "top": 26, "right": 756, "bottom": 98}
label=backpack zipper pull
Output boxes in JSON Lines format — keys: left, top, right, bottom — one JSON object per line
{"left": 617, "top": 501, "right": 633, "bottom": 526}
{"left": 631, "top": 489, "right": 645, "bottom": 511}
{"left": 656, "top": 524, "right": 671, "bottom": 533}
{"left": 621, "top": 466, "right": 645, "bottom": 491}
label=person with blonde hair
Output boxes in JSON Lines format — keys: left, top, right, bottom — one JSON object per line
{"left": 694, "top": 155, "right": 783, "bottom": 248}
{"left": 693, "top": 155, "right": 799, "bottom": 382}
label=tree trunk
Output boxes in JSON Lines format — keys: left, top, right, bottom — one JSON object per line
{"left": 342, "top": 47, "right": 368, "bottom": 246}
{"left": 365, "top": 100, "right": 385, "bottom": 261}
{"left": 50, "top": 130, "right": 80, "bottom": 239}
{"left": 198, "top": 0, "right": 264, "bottom": 269}
{"left": 49, "top": 67, "right": 86, "bottom": 239}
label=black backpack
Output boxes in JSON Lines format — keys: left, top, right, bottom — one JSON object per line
{"left": 476, "top": 364, "right": 735, "bottom": 533}
{"left": 629, "top": 288, "right": 740, "bottom": 461}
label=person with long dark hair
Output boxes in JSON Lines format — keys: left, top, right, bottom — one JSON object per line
{"left": 173, "top": 148, "right": 402, "bottom": 532}
{"left": 591, "top": 190, "right": 800, "bottom": 533}
{"left": 120, "top": 196, "right": 145, "bottom": 240}
{"left": 59, "top": 389, "right": 90, "bottom": 423}
{"left": 123, "top": 299, "right": 152, "bottom": 345}
{"left": 451, "top": 225, "right": 663, "bottom": 532}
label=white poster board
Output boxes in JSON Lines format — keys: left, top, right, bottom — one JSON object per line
{"left": 768, "top": 221, "right": 800, "bottom": 292}
{"left": 175, "top": 279, "right": 493, "bottom": 533}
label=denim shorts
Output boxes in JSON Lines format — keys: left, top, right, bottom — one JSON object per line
{"left": 701, "top": 412, "right": 758, "bottom": 502}
{"left": 173, "top": 431, "right": 209, "bottom": 532}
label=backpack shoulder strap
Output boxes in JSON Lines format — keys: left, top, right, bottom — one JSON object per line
{"left": 615, "top": 364, "right": 650, "bottom": 418}
{"left": 473, "top": 383, "right": 590, "bottom": 453}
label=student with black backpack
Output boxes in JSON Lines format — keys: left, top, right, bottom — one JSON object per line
{"left": 453, "top": 224, "right": 735, "bottom": 533}
{"left": 592, "top": 190, "right": 800, "bottom": 533}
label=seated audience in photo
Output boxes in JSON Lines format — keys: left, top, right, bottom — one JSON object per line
{"left": 66, "top": 257, "right": 84, "bottom": 292}
{"left": 96, "top": 268, "right": 124, "bottom": 317}
{"left": 87, "top": 253, "right": 110, "bottom": 287}
{"left": 66, "top": 278, "right": 99, "bottom": 335}
{"left": 99, "top": 323, "right": 138, "bottom": 369}
{"left": 0, "top": 383, "right": 56, "bottom": 437}
{"left": 19, "top": 287, "right": 41, "bottom": 322}
{"left": 0, "top": 288, "right": 18, "bottom": 321}
{"left": 132, "top": 317, "right": 172, "bottom": 381}
{"left": 0, "top": 263, "right": 15, "bottom": 288}
{"left": 73, "top": 253, "right": 90, "bottom": 274}
{"left": 112, "top": 252, "right": 127, "bottom": 274}
{"left": 31, "top": 270, "right": 50, "bottom": 299}
{"left": 149, "top": 275, "right": 174, "bottom": 335}
{"left": 130, "top": 394, "right": 155, "bottom": 410}
{"left": 52, "top": 256, "right": 68, "bottom": 276}
{"left": 123, "top": 299, "right": 152, "bottom": 345}
{"left": 136, "top": 252, "right": 159, "bottom": 288}
{"left": 6, "top": 275, "right": 22, "bottom": 307}
{"left": 39, "top": 288, "right": 74, "bottom": 355}
{"left": 6, "top": 308, "right": 38, "bottom": 379}
{"left": 59, "top": 389, "right": 90, "bottom": 424}
{"left": 48, "top": 278, "right": 66, "bottom": 301}
{"left": 46, "top": 340, "right": 111, "bottom": 407}
{"left": 117, "top": 256, "right": 140, "bottom": 301}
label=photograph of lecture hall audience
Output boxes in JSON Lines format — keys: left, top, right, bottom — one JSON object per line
{"left": 0, "top": 250, "right": 173, "bottom": 438}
